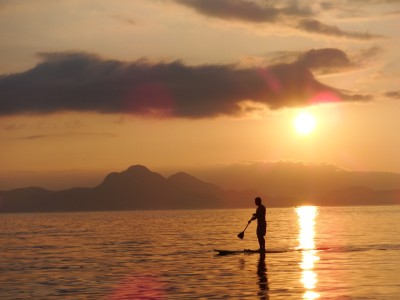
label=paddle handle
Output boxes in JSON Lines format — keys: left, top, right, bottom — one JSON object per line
{"left": 243, "top": 220, "right": 251, "bottom": 232}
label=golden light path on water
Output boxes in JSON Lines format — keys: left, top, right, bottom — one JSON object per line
{"left": 296, "top": 206, "right": 320, "bottom": 300}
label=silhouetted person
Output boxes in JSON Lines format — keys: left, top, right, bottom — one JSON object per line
{"left": 250, "top": 197, "right": 267, "bottom": 252}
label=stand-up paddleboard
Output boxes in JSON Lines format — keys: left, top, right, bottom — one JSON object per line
{"left": 213, "top": 249, "right": 288, "bottom": 255}
{"left": 214, "top": 247, "right": 331, "bottom": 256}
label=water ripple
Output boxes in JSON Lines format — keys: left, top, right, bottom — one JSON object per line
{"left": 0, "top": 207, "right": 399, "bottom": 299}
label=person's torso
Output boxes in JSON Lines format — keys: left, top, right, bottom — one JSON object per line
{"left": 256, "top": 205, "right": 266, "bottom": 224}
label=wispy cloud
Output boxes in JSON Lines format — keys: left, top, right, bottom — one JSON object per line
{"left": 296, "top": 18, "right": 382, "bottom": 40}
{"left": 169, "top": 0, "right": 383, "bottom": 40}
{"left": 22, "top": 132, "right": 117, "bottom": 140}
{"left": 24, "top": 134, "right": 47, "bottom": 140}
{"left": 0, "top": 51, "right": 371, "bottom": 119}
{"left": 384, "top": 90, "right": 400, "bottom": 99}
{"left": 4, "top": 123, "right": 26, "bottom": 131}
{"left": 111, "top": 14, "right": 137, "bottom": 26}
{"left": 173, "top": 0, "right": 312, "bottom": 22}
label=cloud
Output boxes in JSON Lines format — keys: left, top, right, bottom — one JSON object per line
{"left": 111, "top": 14, "right": 137, "bottom": 26}
{"left": 22, "top": 132, "right": 117, "bottom": 140}
{"left": 296, "top": 18, "right": 382, "bottom": 40}
{"left": 0, "top": 51, "right": 371, "bottom": 118}
{"left": 384, "top": 91, "right": 400, "bottom": 99}
{"left": 173, "top": 0, "right": 311, "bottom": 22}
{"left": 4, "top": 123, "right": 26, "bottom": 131}
{"left": 169, "top": 0, "right": 383, "bottom": 40}
{"left": 242, "top": 47, "right": 383, "bottom": 75}
{"left": 350, "top": 0, "right": 400, "bottom": 4}
{"left": 24, "top": 135, "right": 47, "bottom": 140}
{"left": 295, "top": 48, "right": 352, "bottom": 74}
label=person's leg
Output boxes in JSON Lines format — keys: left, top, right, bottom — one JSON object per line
{"left": 257, "top": 226, "right": 266, "bottom": 252}
{"left": 257, "top": 233, "right": 265, "bottom": 252}
{"left": 258, "top": 235, "right": 265, "bottom": 252}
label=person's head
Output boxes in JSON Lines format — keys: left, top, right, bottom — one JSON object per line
{"left": 255, "top": 197, "right": 262, "bottom": 206}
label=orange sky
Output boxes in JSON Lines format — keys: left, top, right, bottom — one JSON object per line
{"left": 1, "top": 0, "right": 400, "bottom": 190}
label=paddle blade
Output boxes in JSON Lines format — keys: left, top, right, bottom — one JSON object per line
{"left": 237, "top": 231, "right": 244, "bottom": 239}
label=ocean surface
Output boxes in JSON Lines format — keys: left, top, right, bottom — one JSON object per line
{"left": 1, "top": 205, "right": 399, "bottom": 299}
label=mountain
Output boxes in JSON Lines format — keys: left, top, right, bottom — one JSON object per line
{"left": 190, "top": 161, "right": 400, "bottom": 202}
{"left": 317, "top": 186, "right": 400, "bottom": 206}
{"left": 1, "top": 164, "right": 399, "bottom": 213}
{"left": 0, "top": 165, "right": 260, "bottom": 213}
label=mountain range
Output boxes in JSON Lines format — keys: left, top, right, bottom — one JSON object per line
{"left": 0, "top": 164, "right": 399, "bottom": 213}
{"left": 191, "top": 161, "right": 400, "bottom": 196}
{"left": 0, "top": 165, "right": 259, "bottom": 213}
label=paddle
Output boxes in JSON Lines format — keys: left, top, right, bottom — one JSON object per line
{"left": 237, "top": 220, "right": 251, "bottom": 239}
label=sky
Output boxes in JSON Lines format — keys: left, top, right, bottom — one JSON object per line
{"left": 1, "top": 0, "right": 400, "bottom": 190}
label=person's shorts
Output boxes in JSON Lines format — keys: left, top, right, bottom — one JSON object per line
{"left": 257, "top": 225, "right": 266, "bottom": 237}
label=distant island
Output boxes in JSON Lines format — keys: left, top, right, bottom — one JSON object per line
{"left": 0, "top": 164, "right": 399, "bottom": 213}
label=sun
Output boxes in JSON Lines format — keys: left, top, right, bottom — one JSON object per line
{"left": 294, "top": 111, "right": 316, "bottom": 135}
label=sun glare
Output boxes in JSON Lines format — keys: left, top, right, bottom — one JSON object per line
{"left": 294, "top": 112, "right": 316, "bottom": 135}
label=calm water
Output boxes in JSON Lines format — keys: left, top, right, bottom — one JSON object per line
{"left": 1, "top": 206, "right": 399, "bottom": 299}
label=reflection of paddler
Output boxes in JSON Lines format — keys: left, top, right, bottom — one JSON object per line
{"left": 250, "top": 197, "right": 267, "bottom": 253}
{"left": 257, "top": 252, "right": 269, "bottom": 297}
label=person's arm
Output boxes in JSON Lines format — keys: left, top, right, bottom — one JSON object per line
{"left": 249, "top": 212, "right": 257, "bottom": 223}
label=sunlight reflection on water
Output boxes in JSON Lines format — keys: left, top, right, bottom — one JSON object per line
{"left": 296, "top": 206, "right": 320, "bottom": 299}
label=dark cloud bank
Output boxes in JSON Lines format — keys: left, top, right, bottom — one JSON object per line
{"left": 0, "top": 51, "right": 371, "bottom": 118}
